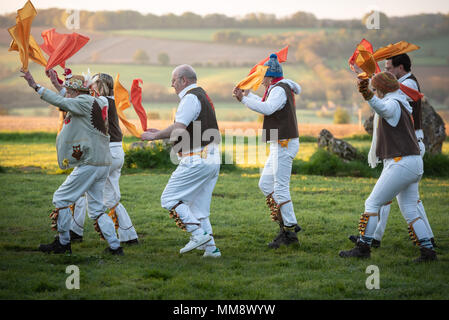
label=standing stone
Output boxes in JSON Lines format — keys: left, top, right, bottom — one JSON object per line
{"left": 421, "top": 97, "right": 446, "bottom": 154}
{"left": 318, "top": 129, "right": 358, "bottom": 161}
{"left": 362, "top": 98, "right": 446, "bottom": 154}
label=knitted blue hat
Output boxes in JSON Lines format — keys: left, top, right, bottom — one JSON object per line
{"left": 264, "top": 53, "right": 283, "bottom": 78}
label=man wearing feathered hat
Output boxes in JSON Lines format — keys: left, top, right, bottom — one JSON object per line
{"left": 20, "top": 68, "right": 124, "bottom": 256}
{"left": 233, "top": 53, "right": 302, "bottom": 249}
{"left": 46, "top": 69, "right": 139, "bottom": 246}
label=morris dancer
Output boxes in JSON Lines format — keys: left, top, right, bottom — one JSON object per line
{"left": 349, "top": 53, "right": 436, "bottom": 248}
{"left": 21, "top": 69, "right": 124, "bottom": 255}
{"left": 233, "top": 53, "right": 302, "bottom": 249}
{"left": 69, "top": 73, "right": 138, "bottom": 245}
{"left": 141, "top": 64, "right": 221, "bottom": 257}
{"left": 340, "top": 72, "right": 436, "bottom": 262}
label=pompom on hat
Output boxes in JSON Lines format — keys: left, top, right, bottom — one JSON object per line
{"left": 264, "top": 53, "right": 283, "bottom": 78}
{"left": 371, "top": 71, "right": 400, "bottom": 94}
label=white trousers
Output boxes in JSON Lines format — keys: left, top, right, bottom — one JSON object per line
{"left": 363, "top": 155, "right": 431, "bottom": 242}
{"left": 161, "top": 145, "right": 220, "bottom": 246}
{"left": 70, "top": 143, "right": 138, "bottom": 242}
{"left": 373, "top": 140, "right": 434, "bottom": 240}
{"left": 53, "top": 164, "right": 120, "bottom": 249}
{"left": 258, "top": 138, "right": 299, "bottom": 227}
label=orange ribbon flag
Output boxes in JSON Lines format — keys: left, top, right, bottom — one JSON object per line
{"left": 349, "top": 39, "right": 423, "bottom": 101}
{"left": 40, "top": 28, "right": 89, "bottom": 71}
{"left": 114, "top": 74, "right": 148, "bottom": 138}
{"left": 236, "top": 46, "right": 288, "bottom": 91}
{"left": 7, "top": 1, "right": 47, "bottom": 71}
{"left": 248, "top": 45, "right": 289, "bottom": 75}
{"left": 349, "top": 39, "right": 420, "bottom": 79}
{"left": 236, "top": 65, "right": 269, "bottom": 91}
{"left": 130, "top": 79, "right": 148, "bottom": 132}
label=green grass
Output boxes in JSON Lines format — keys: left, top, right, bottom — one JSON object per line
{"left": 0, "top": 171, "right": 448, "bottom": 299}
{"left": 0, "top": 133, "right": 448, "bottom": 299}
{"left": 0, "top": 133, "right": 322, "bottom": 173}
{"left": 108, "top": 28, "right": 335, "bottom": 42}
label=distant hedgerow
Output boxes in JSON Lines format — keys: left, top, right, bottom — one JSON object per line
{"left": 292, "top": 148, "right": 449, "bottom": 178}
{"left": 124, "top": 141, "right": 175, "bottom": 169}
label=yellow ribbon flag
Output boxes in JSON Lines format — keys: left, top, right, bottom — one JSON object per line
{"left": 236, "top": 65, "right": 269, "bottom": 91}
{"left": 372, "top": 41, "right": 420, "bottom": 62}
{"left": 7, "top": 1, "right": 47, "bottom": 71}
{"left": 352, "top": 40, "right": 420, "bottom": 79}
{"left": 113, "top": 74, "right": 142, "bottom": 138}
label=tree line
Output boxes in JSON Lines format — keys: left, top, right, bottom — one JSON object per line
{"left": 0, "top": 8, "right": 447, "bottom": 32}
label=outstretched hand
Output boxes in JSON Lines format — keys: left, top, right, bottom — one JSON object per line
{"left": 20, "top": 69, "right": 37, "bottom": 89}
{"left": 357, "top": 78, "right": 374, "bottom": 101}
{"left": 46, "top": 69, "right": 63, "bottom": 91}
{"left": 233, "top": 86, "right": 243, "bottom": 102}
{"left": 141, "top": 128, "right": 160, "bottom": 141}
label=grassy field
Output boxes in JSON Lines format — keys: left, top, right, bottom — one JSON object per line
{"left": 108, "top": 28, "right": 335, "bottom": 42}
{"left": 0, "top": 59, "right": 313, "bottom": 89}
{"left": 1, "top": 167, "right": 448, "bottom": 300}
{"left": 0, "top": 133, "right": 448, "bottom": 300}
{"left": 6, "top": 103, "right": 356, "bottom": 124}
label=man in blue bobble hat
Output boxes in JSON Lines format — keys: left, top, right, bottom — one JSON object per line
{"left": 233, "top": 53, "right": 303, "bottom": 249}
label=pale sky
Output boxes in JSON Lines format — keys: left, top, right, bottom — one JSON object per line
{"left": 1, "top": 0, "right": 448, "bottom": 19}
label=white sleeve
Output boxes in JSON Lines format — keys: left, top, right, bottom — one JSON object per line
{"left": 97, "top": 96, "right": 108, "bottom": 109}
{"left": 246, "top": 92, "right": 262, "bottom": 102}
{"left": 241, "top": 86, "right": 286, "bottom": 116}
{"left": 175, "top": 94, "right": 201, "bottom": 126}
{"left": 367, "top": 96, "right": 401, "bottom": 127}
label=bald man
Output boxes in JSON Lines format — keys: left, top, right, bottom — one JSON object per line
{"left": 141, "top": 65, "right": 221, "bottom": 257}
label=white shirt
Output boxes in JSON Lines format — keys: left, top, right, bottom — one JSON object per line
{"left": 398, "top": 72, "right": 419, "bottom": 96}
{"left": 368, "top": 90, "right": 412, "bottom": 127}
{"left": 175, "top": 83, "right": 201, "bottom": 126}
{"left": 397, "top": 72, "right": 424, "bottom": 139}
{"left": 241, "top": 79, "right": 301, "bottom": 116}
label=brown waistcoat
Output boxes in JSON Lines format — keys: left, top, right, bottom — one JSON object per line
{"left": 376, "top": 100, "right": 420, "bottom": 160}
{"left": 173, "top": 87, "right": 220, "bottom": 153}
{"left": 106, "top": 97, "right": 123, "bottom": 143}
{"left": 404, "top": 73, "right": 422, "bottom": 130}
{"left": 262, "top": 82, "right": 299, "bottom": 142}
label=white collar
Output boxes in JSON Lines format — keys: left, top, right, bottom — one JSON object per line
{"left": 398, "top": 72, "right": 412, "bottom": 84}
{"left": 178, "top": 83, "right": 198, "bottom": 99}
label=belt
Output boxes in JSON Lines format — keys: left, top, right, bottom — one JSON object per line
{"left": 278, "top": 139, "right": 290, "bottom": 148}
{"left": 178, "top": 146, "right": 208, "bottom": 159}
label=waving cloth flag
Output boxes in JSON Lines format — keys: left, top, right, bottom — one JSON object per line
{"left": 130, "top": 79, "right": 148, "bottom": 132}
{"left": 236, "top": 46, "right": 288, "bottom": 91}
{"left": 349, "top": 39, "right": 423, "bottom": 101}
{"left": 114, "top": 74, "right": 148, "bottom": 138}
{"left": 348, "top": 38, "right": 380, "bottom": 77}
{"left": 40, "top": 28, "right": 89, "bottom": 71}
{"left": 7, "top": 1, "right": 47, "bottom": 71}
{"left": 349, "top": 39, "right": 420, "bottom": 79}
{"left": 236, "top": 65, "right": 269, "bottom": 91}
{"left": 248, "top": 45, "right": 289, "bottom": 75}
